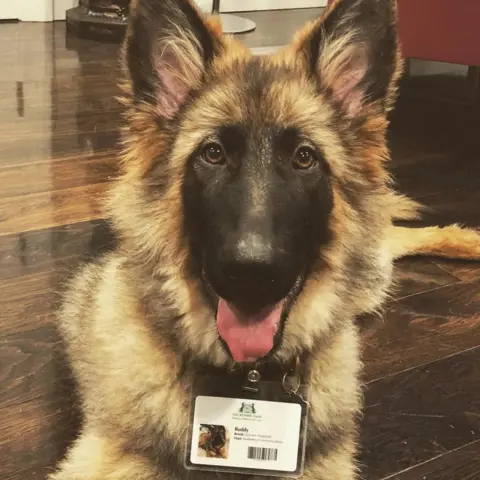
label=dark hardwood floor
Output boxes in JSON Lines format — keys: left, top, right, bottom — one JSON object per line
{"left": 1, "top": 11, "right": 479, "bottom": 480}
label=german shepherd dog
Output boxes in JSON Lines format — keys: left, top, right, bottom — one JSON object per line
{"left": 49, "top": 0, "right": 480, "bottom": 478}
{"left": 198, "top": 425, "right": 228, "bottom": 459}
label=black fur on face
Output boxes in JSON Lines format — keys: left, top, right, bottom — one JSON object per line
{"left": 182, "top": 117, "right": 333, "bottom": 315}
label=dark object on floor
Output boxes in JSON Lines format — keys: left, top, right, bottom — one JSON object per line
{"left": 66, "top": 0, "right": 130, "bottom": 41}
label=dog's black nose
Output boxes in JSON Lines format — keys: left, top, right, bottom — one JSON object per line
{"left": 212, "top": 233, "right": 293, "bottom": 311}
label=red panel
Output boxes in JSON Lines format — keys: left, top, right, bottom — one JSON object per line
{"left": 398, "top": 0, "right": 480, "bottom": 65}
{"left": 326, "top": 0, "right": 480, "bottom": 66}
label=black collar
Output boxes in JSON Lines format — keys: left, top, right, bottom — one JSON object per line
{"left": 182, "top": 353, "right": 308, "bottom": 384}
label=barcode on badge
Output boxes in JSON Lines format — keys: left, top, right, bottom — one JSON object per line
{"left": 247, "top": 446, "right": 278, "bottom": 461}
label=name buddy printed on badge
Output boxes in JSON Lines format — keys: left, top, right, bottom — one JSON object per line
{"left": 187, "top": 395, "right": 304, "bottom": 477}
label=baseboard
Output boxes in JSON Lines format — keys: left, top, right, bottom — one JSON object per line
{"left": 251, "top": 45, "right": 282, "bottom": 55}
{"left": 220, "top": 0, "right": 327, "bottom": 13}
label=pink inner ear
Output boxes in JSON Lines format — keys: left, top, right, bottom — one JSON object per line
{"left": 156, "top": 66, "right": 190, "bottom": 119}
{"left": 332, "top": 67, "right": 365, "bottom": 116}
{"left": 153, "top": 46, "right": 193, "bottom": 119}
{"left": 328, "top": 53, "right": 368, "bottom": 117}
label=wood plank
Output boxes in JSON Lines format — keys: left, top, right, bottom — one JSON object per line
{"left": 385, "top": 440, "right": 480, "bottom": 480}
{"left": 363, "top": 280, "right": 480, "bottom": 382}
{"left": 0, "top": 398, "right": 79, "bottom": 480}
{"left": 434, "top": 259, "right": 480, "bottom": 283}
{"left": 392, "top": 257, "right": 460, "bottom": 300}
{"left": 0, "top": 151, "right": 117, "bottom": 198}
{"left": 0, "top": 270, "right": 57, "bottom": 337}
{"left": 0, "top": 183, "right": 110, "bottom": 236}
{"left": 0, "top": 326, "right": 60, "bottom": 408}
{"left": 0, "top": 220, "right": 116, "bottom": 336}
{"left": 0, "top": 130, "right": 120, "bottom": 167}
{"left": 0, "top": 219, "right": 115, "bottom": 280}
{"left": 361, "top": 348, "right": 480, "bottom": 479}
{"left": 0, "top": 328, "right": 80, "bottom": 480}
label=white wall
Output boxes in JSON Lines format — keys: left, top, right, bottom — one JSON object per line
{"left": 0, "top": 0, "right": 53, "bottom": 21}
{"left": 0, "top": 4, "right": 22, "bottom": 20}
{"left": 54, "top": 0, "right": 78, "bottom": 21}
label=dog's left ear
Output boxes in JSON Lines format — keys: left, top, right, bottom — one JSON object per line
{"left": 295, "top": 0, "right": 400, "bottom": 117}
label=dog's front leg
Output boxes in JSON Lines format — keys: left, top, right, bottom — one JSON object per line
{"left": 48, "top": 430, "right": 170, "bottom": 480}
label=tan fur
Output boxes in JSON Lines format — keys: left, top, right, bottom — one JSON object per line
{"left": 390, "top": 224, "right": 480, "bottom": 260}
{"left": 385, "top": 192, "right": 423, "bottom": 221}
{"left": 49, "top": 431, "right": 157, "bottom": 480}
{"left": 49, "top": 1, "right": 479, "bottom": 480}
{"left": 383, "top": 193, "right": 480, "bottom": 259}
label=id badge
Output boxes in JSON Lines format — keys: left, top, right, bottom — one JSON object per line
{"left": 184, "top": 373, "right": 308, "bottom": 478}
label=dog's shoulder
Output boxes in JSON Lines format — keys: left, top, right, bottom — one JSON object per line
{"left": 57, "top": 253, "right": 190, "bottom": 450}
{"left": 58, "top": 254, "right": 122, "bottom": 341}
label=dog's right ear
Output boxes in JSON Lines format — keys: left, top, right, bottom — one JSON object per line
{"left": 125, "top": 0, "right": 223, "bottom": 119}
{"left": 291, "top": 0, "right": 400, "bottom": 117}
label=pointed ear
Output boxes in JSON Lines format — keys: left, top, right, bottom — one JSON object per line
{"left": 296, "top": 0, "right": 401, "bottom": 117}
{"left": 125, "top": 0, "right": 223, "bottom": 118}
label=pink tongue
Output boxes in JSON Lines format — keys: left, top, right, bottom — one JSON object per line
{"left": 216, "top": 299, "right": 283, "bottom": 363}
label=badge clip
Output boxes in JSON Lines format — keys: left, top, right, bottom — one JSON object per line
{"left": 242, "top": 366, "right": 261, "bottom": 393}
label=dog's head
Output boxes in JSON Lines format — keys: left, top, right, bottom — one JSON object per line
{"left": 110, "top": 0, "right": 401, "bottom": 366}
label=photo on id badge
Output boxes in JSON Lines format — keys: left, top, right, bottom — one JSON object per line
{"left": 197, "top": 424, "right": 230, "bottom": 459}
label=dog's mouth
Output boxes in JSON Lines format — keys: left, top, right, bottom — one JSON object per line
{"left": 203, "top": 274, "right": 304, "bottom": 363}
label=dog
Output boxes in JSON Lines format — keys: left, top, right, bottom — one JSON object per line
{"left": 198, "top": 425, "right": 228, "bottom": 459}
{"left": 49, "top": 0, "right": 480, "bottom": 478}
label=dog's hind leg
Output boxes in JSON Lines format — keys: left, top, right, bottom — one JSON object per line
{"left": 48, "top": 430, "right": 162, "bottom": 480}
{"left": 388, "top": 224, "right": 480, "bottom": 261}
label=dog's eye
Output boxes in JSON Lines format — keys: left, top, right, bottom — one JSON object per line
{"left": 202, "top": 143, "right": 225, "bottom": 165}
{"left": 293, "top": 146, "right": 317, "bottom": 170}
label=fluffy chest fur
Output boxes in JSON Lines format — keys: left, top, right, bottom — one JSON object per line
{"left": 57, "top": 254, "right": 361, "bottom": 479}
